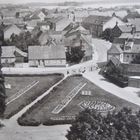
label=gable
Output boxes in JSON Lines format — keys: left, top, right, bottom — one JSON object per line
{"left": 108, "top": 44, "right": 122, "bottom": 54}
{"left": 103, "top": 17, "right": 125, "bottom": 31}
{"left": 38, "top": 11, "right": 46, "bottom": 20}
{"left": 4, "top": 24, "right": 21, "bottom": 34}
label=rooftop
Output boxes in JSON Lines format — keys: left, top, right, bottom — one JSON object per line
{"left": 28, "top": 43, "right": 66, "bottom": 60}
{"left": 82, "top": 15, "right": 110, "bottom": 25}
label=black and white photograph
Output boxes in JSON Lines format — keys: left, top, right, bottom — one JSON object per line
{"left": 0, "top": 0, "right": 140, "bottom": 139}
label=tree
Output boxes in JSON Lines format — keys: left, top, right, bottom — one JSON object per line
{"left": 0, "top": 24, "right": 6, "bottom": 118}
{"left": 15, "top": 12, "right": 20, "bottom": 18}
{"left": 101, "top": 28, "right": 114, "bottom": 43}
{"left": 5, "top": 31, "right": 40, "bottom": 52}
{"left": 66, "top": 108, "right": 140, "bottom": 140}
{"left": 66, "top": 46, "right": 85, "bottom": 64}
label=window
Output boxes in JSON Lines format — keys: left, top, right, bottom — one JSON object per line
{"left": 42, "top": 60, "right": 45, "bottom": 66}
{"left": 125, "top": 46, "right": 131, "bottom": 50}
{"left": 38, "top": 60, "right": 40, "bottom": 65}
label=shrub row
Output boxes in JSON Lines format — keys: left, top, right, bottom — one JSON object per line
{"left": 104, "top": 73, "right": 128, "bottom": 88}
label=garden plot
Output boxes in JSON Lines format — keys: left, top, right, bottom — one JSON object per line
{"left": 4, "top": 74, "right": 63, "bottom": 119}
{"left": 6, "top": 81, "right": 39, "bottom": 105}
{"left": 18, "top": 75, "right": 139, "bottom": 126}
{"left": 52, "top": 82, "right": 87, "bottom": 114}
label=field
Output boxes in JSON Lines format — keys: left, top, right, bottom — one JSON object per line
{"left": 18, "top": 75, "right": 140, "bottom": 126}
{"left": 4, "top": 74, "right": 64, "bottom": 119}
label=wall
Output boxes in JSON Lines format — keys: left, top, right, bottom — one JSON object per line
{"left": 123, "top": 53, "right": 136, "bottom": 63}
{"left": 1, "top": 58, "right": 15, "bottom": 64}
{"left": 29, "top": 59, "right": 66, "bottom": 67}
{"left": 82, "top": 40, "right": 92, "bottom": 60}
{"left": 128, "top": 77, "right": 140, "bottom": 88}
{"left": 121, "top": 63, "right": 140, "bottom": 76}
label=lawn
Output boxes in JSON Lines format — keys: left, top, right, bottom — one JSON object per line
{"left": 4, "top": 74, "right": 64, "bottom": 119}
{"left": 18, "top": 75, "right": 140, "bottom": 126}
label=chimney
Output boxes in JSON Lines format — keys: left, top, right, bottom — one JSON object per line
{"left": 131, "top": 25, "right": 136, "bottom": 34}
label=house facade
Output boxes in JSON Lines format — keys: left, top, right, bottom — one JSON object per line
{"left": 1, "top": 46, "right": 16, "bottom": 66}
{"left": 64, "top": 24, "right": 93, "bottom": 61}
{"left": 107, "top": 38, "right": 140, "bottom": 64}
{"left": 82, "top": 15, "right": 110, "bottom": 37}
{"left": 1, "top": 46, "right": 27, "bottom": 67}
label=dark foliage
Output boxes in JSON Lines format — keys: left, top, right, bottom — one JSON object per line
{"left": 4, "top": 31, "right": 41, "bottom": 52}
{"left": 18, "top": 118, "right": 41, "bottom": 126}
{"left": 66, "top": 108, "right": 140, "bottom": 140}
{"left": 0, "top": 27, "right": 6, "bottom": 118}
{"left": 101, "top": 28, "right": 114, "bottom": 43}
{"left": 100, "top": 62, "right": 128, "bottom": 87}
{"left": 131, "top": 54, "right": 140, "bottom": 64}
{"left": 66, "top": 46, "right": 85, "bottom": 64}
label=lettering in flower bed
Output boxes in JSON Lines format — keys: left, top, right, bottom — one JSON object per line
{"left": 81, "top": 90, "right": 91, "bottom": 96}
{"left": 79, "top": 100, "right": 115, "bottom": 112}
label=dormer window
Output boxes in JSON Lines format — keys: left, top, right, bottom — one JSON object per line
{"left": 124, "top": 41, "right": 134, "bottom": 51}
{"left": 125, "top": 45, "right": 131, "bottom": 51}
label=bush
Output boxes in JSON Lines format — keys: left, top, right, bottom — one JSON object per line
{"left": 70, "top": 74, "right": 82, "bottom": 77}
{"left": 17, "top": 118, "right": 41, "bottom": 126}
{"left": 43, "top": 119, "right": 74, "bottom": 126}
{"left": 66, "top": 108, "right": 140, "bottom": 140}
{"left": 104, "top": 73, "right": 128, "bottom": 88}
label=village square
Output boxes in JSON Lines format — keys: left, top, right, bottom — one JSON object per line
{"left": 0, "top": 1, "right": 140, "bottom": 140}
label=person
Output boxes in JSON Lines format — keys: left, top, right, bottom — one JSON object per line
{"left": 67, "top": 70, "right": 69, "bottom": 75}
{"left": 82, "top": 67, "right": 86, "bottom": 73}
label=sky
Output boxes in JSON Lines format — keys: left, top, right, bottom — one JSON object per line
{"left": 0, "top": 0, "right": 139, "bottom": 4}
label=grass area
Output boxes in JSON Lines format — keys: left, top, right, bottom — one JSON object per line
{"left": 18, "top": 75, "right": 140, "bottom": 126}
{"left": 4, "top": 74, "right": 64, "bottom": 119}
{"left": 5, "top": 77, "right": 34, "bottom": 98}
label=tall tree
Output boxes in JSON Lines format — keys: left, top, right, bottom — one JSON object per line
{"left": 0, "top": 23, "right": 6, "bottom": 117}
{"left": 66, "top": 46, "right": 85, "bottom": 64}
{"left": 101, "top": 28, "right": 114, "bottom": 43}
{"left": 66, "top": 108, "right": 140, "bottom": 140}
{"left": 5, "top": 31, "right": 40, "bottom": 52}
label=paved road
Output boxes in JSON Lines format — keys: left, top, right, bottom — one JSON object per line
{"left": 83, "top": 71, "right": 140, "bottom": 106}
